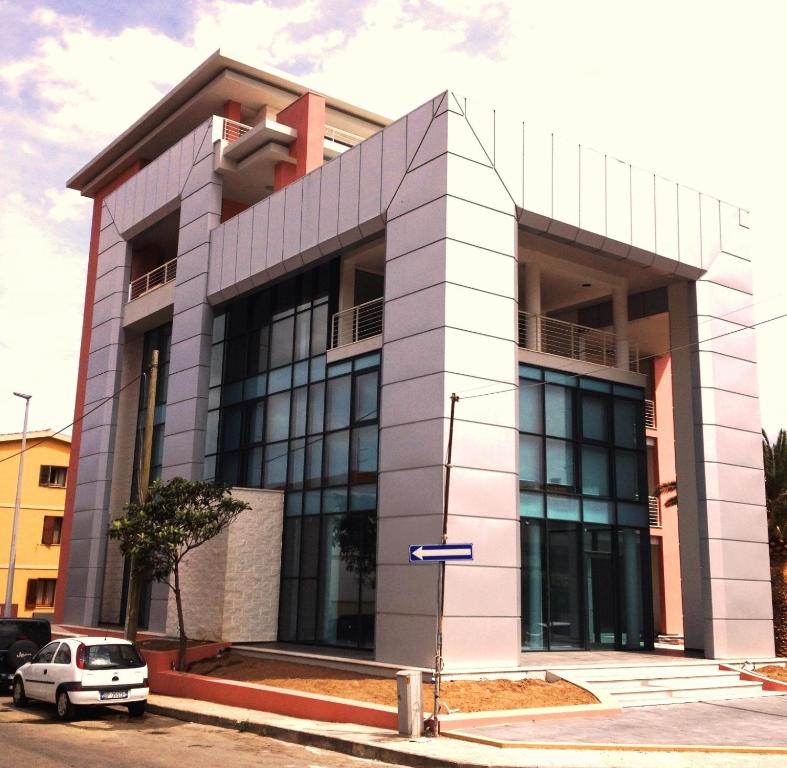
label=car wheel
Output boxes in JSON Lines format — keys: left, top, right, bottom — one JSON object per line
{"left": 127, "top": 700, "right": 146, "bottom": 718}
{"left": 56, "top": 690, "right": 76, "bottom": 721}
{"left": 12, "top": 678, "right": 27, "bottom": 707}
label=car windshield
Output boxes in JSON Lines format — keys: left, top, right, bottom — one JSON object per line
{"left": 84, "top": 644, "right": 144, "bottom": 670}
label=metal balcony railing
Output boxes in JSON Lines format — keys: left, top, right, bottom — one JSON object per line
{"left": 324, "top": 125, "right": 364, "bottom": 148}
{"left": 648, "top": 495, "right": 661, "bottom": 527}
{"left": 645, "top": 398, "right": 656, "bottom": 428}
{"left": 518, "top": 312, "right": 639, "bottom": 372}
{"left": 331, "top": 297, "right": 383, "bottom": 349}
{"left": 128, "top": 258, "right": 177, "bottom": 301}
{"left": 222, "top": 118, "right": 251, "bottom": 143}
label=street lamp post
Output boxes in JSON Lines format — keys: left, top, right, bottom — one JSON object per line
{"left": 4, "top": 392, "right": 31, "bottom": 618}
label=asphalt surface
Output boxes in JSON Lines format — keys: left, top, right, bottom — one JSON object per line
{"left": 0, "top": 695, "right": 398, "bottom": 768}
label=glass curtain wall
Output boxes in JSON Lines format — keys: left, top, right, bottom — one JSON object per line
{"left": 519, "top": 364, "right": 653, "bottom": 651}
{"left": 205, "top": 262, "right": 379, "bottom": 649}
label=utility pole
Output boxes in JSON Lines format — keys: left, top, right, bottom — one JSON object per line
{"left": 430, "top": 392, "right": 459, "bottom": 736}
{"left": 125, "top": 350, "right": 158, "bottom": 640}
{"left": 4, "top": 392, "right": 31, "bottom": 618}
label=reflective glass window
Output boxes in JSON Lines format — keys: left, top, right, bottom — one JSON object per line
{"left": 244, "top": 447, "right": 263, "bottom": 487}
{"left": 350, "top": 425, "right": 378, "bottom": 483}
{"left": 290, "top": 387, "right": 308, "bottom": 438}
{"left": 270, "top": 316, "right": 294, "bottom": 368}
{"left": 545, "top": 385, "right": 573, "bottom": 438}
{"left": 246, "top": 401, "right": 265, "bottom": 444}
{"left": 265, "top": 392, "right": 291, "bottom": 443}
{"left": 520, "top": 491, "right": 545, "bottom": 518}
{"left": 308, "top": 382, "right": 325, "bottom": 434}
{"left": 614, "top": 399, "right": 639, "bottom": 448}
{"left": 615, "top": 450, "right": 640, "bottom": 500}
{"left": 354, "top": 371, "right": 378, "bottom": 423}
{"left": 288, "top": 438, "right": 305, "bottom": 490}
{"left": 546, "top": 438, "right": 574, "bottom": 490}
{"left": 264, "top": 442, "right": 288, "bottom": 489}
{"left": 294, "top": 311, "right": 311, "bottom": 361}
{"left": 519, "top": 435, "right": 543, "bottom": 488}
{"left": 326, "top": 376, "right": 352, "bottom": 431}
{"left": 325, "top": 430, "right": 350, "bottom": 485}
{"left": 581, "top": 445, "right": 609, "bottom": 497}
{"left": 582, "top": 394, "right": 608, "bottom": 442}
{"left": 519, "top": 382, "right": 542, "bottom": 433}
{"left": 221, "top": 407, "right": 242, "bottom": 450}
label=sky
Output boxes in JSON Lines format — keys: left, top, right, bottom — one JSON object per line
{"left": 0, "top": 0, "right": 785, "bottom": 438}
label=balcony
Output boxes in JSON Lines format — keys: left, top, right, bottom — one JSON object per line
{"left": 518, "top": 312, "right": 639, "bottom": 372}
{"left": 330, "top": 298, "right": 383, "bottom": 349}
{"left": 128, "top": 258, "right": 177, "bottom": 301}
{"left": 645, "top": 399, "right": 656, "bottom": 428}
{"left": 222, "top": 117, "right": 252, "bottom": 142}
{"left": 648, "top": 495, "right": 661, "bottom": 528}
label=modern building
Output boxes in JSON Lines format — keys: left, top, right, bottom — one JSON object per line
{"left": 1, "top": 431, "right": 70, "bottom": 617}
{"left": 58, "top": 51, "right": 773, "bottom": 669}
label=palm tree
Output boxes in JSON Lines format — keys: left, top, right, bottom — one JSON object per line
{"left": 655, "top": 480, "right": 678, "bottom": 508}
{"left": 762, "top": 429, "right": 787, "bottom": 541}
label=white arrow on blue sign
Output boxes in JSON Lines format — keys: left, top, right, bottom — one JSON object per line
{"left": 409, "top": 543, "right": 473, "bottom": 563}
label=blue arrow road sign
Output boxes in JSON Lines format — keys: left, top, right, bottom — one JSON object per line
{"left": 409, "top": 543, "right": 473, "bottom": 563}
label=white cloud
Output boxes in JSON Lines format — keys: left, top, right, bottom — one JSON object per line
{"left": 0, "top": 0, "right": 786, "bottom": 436}
{"left": 44, "top": 188, "right": 90, "bottom": 222}
{"left": 0, "top": 191, "right": 85, "bottom": 432}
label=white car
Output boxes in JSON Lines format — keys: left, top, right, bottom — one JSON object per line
{"left": 12, "top": 636, "right": 149, "bottom": 720}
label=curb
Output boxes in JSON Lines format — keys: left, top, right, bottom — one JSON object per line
{"left": 149, "top": 700, "right": 787, "bottom": 764}
{"left": 446, "top": 729, "right": 787, "bottom": 756}
{"left": 147, "top": 702, "right": 468, "bottom": 768}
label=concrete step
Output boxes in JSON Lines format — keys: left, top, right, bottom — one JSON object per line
{"left": 615, "top": 685, "right": 775, "bottom": 707}
{"left": 609, "top": 678, "right": 761, "bottom": 698}
{"left": 572, "top": 664, "right": 732, "bottom": 683}
{"left": 594, "top": 672, "right": 742, "bottom": 691}
{"left": 560, "top": 661, "right": 787, "bottom": 707}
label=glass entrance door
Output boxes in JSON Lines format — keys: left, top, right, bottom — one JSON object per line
{"left": 584, "top": 526, "right": 616, "bottom": 648}
{"left": 547, "top": 522, "right": 582, "bottom": 649}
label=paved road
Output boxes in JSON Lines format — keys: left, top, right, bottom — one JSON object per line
{"left": 0, "top": 696, "right": 398, "bottom": 768}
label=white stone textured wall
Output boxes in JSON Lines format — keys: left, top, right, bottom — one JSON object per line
{"left": 164, "top": 488, "right": 283, "bottom": 642}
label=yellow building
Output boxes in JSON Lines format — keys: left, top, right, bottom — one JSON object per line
{"left": 0, "top": 431, "right": 70, "bottom": 617}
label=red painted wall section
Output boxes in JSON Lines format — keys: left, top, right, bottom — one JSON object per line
{"left": 153, "top": 670, "right": 398, "bottom": 730}
{"left": 274, "top": 92, "right": 326, "bottom": 191}
{"left": 54, "top": 160, "right": 146, "bottom": 624}
{"left": 223, "top": 100, "right": 242, "bottom": 122}
{"left": 221, "top": 198, "right": 249, "bottom": 223}
{"left": 651, "top": 354, "right": 684, "bottom": 636}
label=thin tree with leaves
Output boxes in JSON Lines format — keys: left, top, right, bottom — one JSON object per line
{"left": 108, "top": 477, "right": 250, "bottom": 670}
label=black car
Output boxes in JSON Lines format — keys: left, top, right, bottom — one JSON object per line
{"left": 0, "top": 619, "right": 51, "bottom": 690}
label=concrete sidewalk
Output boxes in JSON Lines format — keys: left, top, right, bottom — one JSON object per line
{"left": 147, "top": 693, "right": 787, "bottom": 768}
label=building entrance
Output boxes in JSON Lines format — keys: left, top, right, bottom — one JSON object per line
{"left": 521, "top": 519, "right": 652, "bottom": 651}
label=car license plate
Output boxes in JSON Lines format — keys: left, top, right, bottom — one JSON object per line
{"left": 100, "top": 690, "right": 128, "bottom": 700}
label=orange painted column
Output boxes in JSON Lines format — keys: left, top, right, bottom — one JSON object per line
{"left": 54, "top": 161, "right": 145, "bottom": 623}
{"left": 652, "top": 354, "right": 684, "bottom": 636}
{"left": 274, "top": 92, "right": 326, "bottom": 191}
{"left": 223, "top": 100, "right": 242, "bottom": 122}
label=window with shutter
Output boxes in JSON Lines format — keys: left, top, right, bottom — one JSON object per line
{"left": 25, "top": 580, "right": 37, "bottom": 609}
{"left": 42, "top": 516, "right": 55, "bottom": 545}
{"left": 41, "top": 516, "right": 62, "bottom": 545}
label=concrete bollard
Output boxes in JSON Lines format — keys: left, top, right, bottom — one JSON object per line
{"left": 396, "top": 669, "right": 423, "bottom": 737}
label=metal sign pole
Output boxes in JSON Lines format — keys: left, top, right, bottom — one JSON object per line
{"left": 430, "top": 392, "right": 459, "bottom": 736}
{"left": 4, "top": 392, "right": 31, "bottom": 617}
